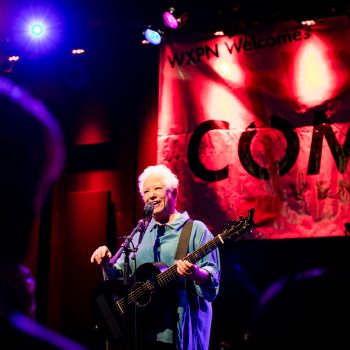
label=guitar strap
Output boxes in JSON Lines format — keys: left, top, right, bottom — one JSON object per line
{"left": 175, "top": 219, "right": 193, "bottom": 260}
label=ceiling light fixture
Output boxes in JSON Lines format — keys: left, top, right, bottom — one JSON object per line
{"left": 143, "top": 27, "right": 163, "bottom": 45}
{"left": 163, "top": 7, "right": 188, "bottom": 30}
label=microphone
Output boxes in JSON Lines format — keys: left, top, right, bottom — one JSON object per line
{"left": 143, "top": 201, "right": 154, "bottom": 225}
{"left": 138, "top": 202, "right": 154, "bottom": 245}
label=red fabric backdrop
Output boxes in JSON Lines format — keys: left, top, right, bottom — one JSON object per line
{"left": 158, "top": 15, "right": 350, "bottom": 238}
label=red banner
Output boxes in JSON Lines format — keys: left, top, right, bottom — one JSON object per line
{"left": 158, "top": 16, "right": 350, "bottom": 238}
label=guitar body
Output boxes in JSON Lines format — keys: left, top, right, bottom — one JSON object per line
{"left": 93, "top": 262, "right": 178, "bottom": 347}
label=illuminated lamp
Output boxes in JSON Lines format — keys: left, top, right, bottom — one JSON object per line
{"left": 301, "top": 19, "right": 316, "bottom": 26}
{"left": 13, "top": 6, "right": 62, "bottom": 55}
{"left": 163, "top": 7, "right": 188, "bottom": 30}
{"left": 143, "top": 27, "right": 162, "bottom": 45}
{"left": 163, "top": 8, "right": 179, "bottom": 29}
{"left": 29, "top": 22, "right": 46, "bottom": 38}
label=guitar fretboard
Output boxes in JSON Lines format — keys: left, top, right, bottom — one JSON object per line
{"left": 156, "top": 221, "right": 251, "bottom": 288}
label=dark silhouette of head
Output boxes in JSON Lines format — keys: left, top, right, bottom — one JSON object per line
{"left": 246, "top": 268, "right": 350, "bottom": 349}
{"left": 0, "top": 76, "right": 65, "bottom": 266}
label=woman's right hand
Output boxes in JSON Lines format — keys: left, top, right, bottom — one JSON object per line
{"left": 90, "top": 245, "right": 112, "bottom": 264}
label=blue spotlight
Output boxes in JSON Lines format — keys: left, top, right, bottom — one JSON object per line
{"left": 30, "top": 23, "right": 45, "bottom": 38}
{"left": 144, "top": 28, "right": 162, "bottom": 45}
{"left": 14, "top": 5, "right": 63, "bottom": 55}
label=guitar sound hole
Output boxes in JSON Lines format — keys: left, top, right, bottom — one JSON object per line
{"left": 132, "top": 281, "right": 151, "bottom": 307}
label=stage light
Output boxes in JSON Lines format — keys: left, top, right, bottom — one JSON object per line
{"left": 301, "top": 19, "right": 316, "bottom": 26}
{"left": 72, "top": 49, "right": 86, "bottom": 55}
{"left": 30, "top": 23, "right": 45, "bottom": 37}
{"left": 163, "top": 7, "right": 188, "bottom": 30}
{"left": 163, "top": 8, "right": 179, "bottom": 29}
{"left": 0, "top": 54, "right": 16, "bottom": 73}
{"left": 8, "top": 56, "right": 20, "bottom": 62}
{"left": 144, "top": 28, "right": 162, "bottom": 45}
{"left": 214, "top": 30, "right": 225, "bottom": 37}
{"left": 13, "top": 5, "right": 63, "bottom": 55}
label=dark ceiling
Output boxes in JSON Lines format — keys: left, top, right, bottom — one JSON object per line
{"left": 1, "top": 0, "right": 350, "bottom": 60}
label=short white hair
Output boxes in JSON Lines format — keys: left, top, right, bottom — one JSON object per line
{"left": 138, "top": 164, "right": 179, "bottom": 195}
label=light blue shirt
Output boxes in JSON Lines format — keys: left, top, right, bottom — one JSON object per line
{"left": 112, "top": 211, "right": 221, "bottom": 350}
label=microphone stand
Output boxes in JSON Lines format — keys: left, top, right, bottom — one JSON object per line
{"left": 109, "top": 219, "right": 146, "bottom": 266}
{"left": 108, "top": 219, "right": 147, "bottom": 350}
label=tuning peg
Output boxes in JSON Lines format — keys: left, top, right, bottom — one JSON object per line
{"left": 224, "top": 220, "right": 236, "bottom": 230}
{"left": 248, "top": 208, "right": 255, "bottom": 221}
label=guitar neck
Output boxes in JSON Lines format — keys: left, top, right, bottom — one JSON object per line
{"left": 156, "top": 220, "right": 250, "bottom": 288}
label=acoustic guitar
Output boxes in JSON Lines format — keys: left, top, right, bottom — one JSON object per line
{"left": 93, "top": 208, "right": 255, "bottom": 344}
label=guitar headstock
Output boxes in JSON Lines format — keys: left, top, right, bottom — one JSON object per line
{"left": 221, "top": 208, "right": 255, "bottom": 241}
